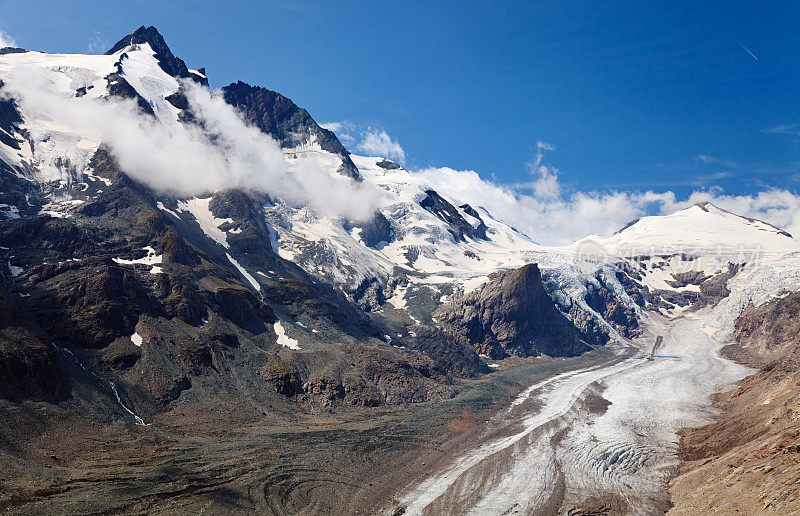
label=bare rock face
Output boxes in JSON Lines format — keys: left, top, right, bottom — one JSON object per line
{"left": 221, "top": 81, "right": 360, "bottom": 179}
{"left": 0, "top": 286, "right": 63, "bottom": 400}
{"left": 583, "top": 276, "right": 640, "bottom": 339}
{"left": 419, "top": 190, "right": 488, "bottom": 242}
{"left": 346, "top": 211, "right": 394, "bottom": 248}
{"left": 614, "top": 258, "right": 740, "bottom": 314}
{"left": 0, "top": 329, "right": 62, "bottom": 400}
{"left": 435, "top": 264, "right": 591, "bottom": 359}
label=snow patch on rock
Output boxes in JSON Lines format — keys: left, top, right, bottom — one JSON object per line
{"left": 226, "top": 253, "right": 260, "bottom": 291}
{"left": 274, "top": 321, "right": 300, "bottom": 350}
{"left": 177, "top": 197, "right": 233, "bottom": 249}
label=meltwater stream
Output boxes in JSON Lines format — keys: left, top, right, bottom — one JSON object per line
{"left": 53, "top": 344, "right": 148, "bottom": 426}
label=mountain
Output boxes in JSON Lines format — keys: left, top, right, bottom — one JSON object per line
{"left": 0, "top": 33, "right": 503, "bottom": 416}
{"left": 434, "top": 264, "right": 595, "bottom": 359}
{"left": 579, "top": 202, "right": 796, "bottom": 257}
{"left": 1, "top": 26, "right": 799, "bottom": 514}
{"left": 0, "top": 26, "right": 610, "bottom": 419}
{"left": 105, "top": 25, "right": 202, "bottom": 83}
{"left": 571, "top": 203, "right": 800, "bottom": 315}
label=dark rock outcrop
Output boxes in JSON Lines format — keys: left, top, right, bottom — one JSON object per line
{"left": 584, "top": 275, "right": 640, "bottom": 338}
{"left": 346, "top": 211, "right": 393, "bottom": 248}
{"left": 614, "top": 258, "right": 741, "bottom": 314}
{"left": 0, "top": 86, "right": 23, "bottom": 150}
{"left": 420, "top": 190, "right": 488, "bottom": 242}
{"left": 459, "top": 204, "right": 488, "bottom": 240}
{"left": 0, "top": 286, "right": 63, "bottom": 400}
{"left": 376, "top": 158, "right": 401, "bottom": 170}
{"left": 435, "top": 264, "right": 590, "bottom": 359}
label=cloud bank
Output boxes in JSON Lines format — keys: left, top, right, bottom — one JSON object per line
{"left": 1, "top": 67, "right": 381, "bottom": 220}
{"left": 415, "top": 149, "right": 800, "bottom": 245}
{"left": 3, "top": 61, "right": 797, "bottom": 243}
{"left": 295, "top": 125, "right": 800, "bottom": 245}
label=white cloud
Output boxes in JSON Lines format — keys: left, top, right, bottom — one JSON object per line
{"left": 322, "top": 122, "right": 406, "bottom": 164}
{"left": 761, "top": 124, "right": 800, "bottom": 136}
{"left": 0, "top": 30, "right": 17, "bottom": 49}
{"left": 522, "top": 141, "right": 561, "bottom": 199}
{"left": 320, "top": 121, "right": 342, "bottom": 132}
{"left": 415, "top": 157, "right": 800, "bottom": 245}
{"left": 357, "top": 127, "right": 406, "bottom": 164}
{"left": 1, "top": 66, "right": 381, "bottom": 221}
{"left": 320, "top": 120, "right": 356, "bottom": 144}
{"left": 87, "top": 30, "right": 109, "bottom": 54}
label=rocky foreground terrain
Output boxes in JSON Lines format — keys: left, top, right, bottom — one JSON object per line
{"left": 0, "top": 25, "right": 799, "bottom": 515}
{"left": 669, "top": 291, "right": 800, "bottom": 515}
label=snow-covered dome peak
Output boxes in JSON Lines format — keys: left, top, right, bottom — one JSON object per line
{"left": 573, "top": 201, "right": 799, "bottom": 262}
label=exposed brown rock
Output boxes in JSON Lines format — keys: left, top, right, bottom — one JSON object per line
{"left": 669, "top": 291, "right": 800, "bottom": 514}
{"left": 435, "top": 263, "right": 591, "bottom": 359}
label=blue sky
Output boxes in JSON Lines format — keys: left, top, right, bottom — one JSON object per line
{"left": 1, "top": 0, "right": 800, "bottom": 201}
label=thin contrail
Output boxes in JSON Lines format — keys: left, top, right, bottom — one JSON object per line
{"left": 736, "top": 40, "right": 758, "bottom": 60}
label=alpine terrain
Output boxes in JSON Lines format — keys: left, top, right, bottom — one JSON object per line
{"left": 1, "top": 27, "right": 799, "bottom": 515}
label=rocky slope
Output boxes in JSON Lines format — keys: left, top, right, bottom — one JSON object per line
{"left": 669, "top": 292, "right": 800, "bottom": 515}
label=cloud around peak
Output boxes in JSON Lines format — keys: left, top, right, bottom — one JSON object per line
{"left": 415, "top": 152, "right": 800, "bottom": 245}
{"left": 1, "top": 66, "right": 381, "bottom": 221}
{"left": 321, "top": 121, "right": 406, "bottom": 164}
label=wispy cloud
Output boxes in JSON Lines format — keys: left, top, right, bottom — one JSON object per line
{"left": 0, "top": 29, "right": 16, "bottom": 49}
{"left": 761, "top": 124, "right": 800, "bottom": 136}
{"left": 87, "top": 30, "right": 109, "bottom": 54}
{"left": 515, "top": 141, "right": 560, "bottom": 198}
{"left": 695, "top": 154, "right": 741, "bottom": 168}
{"left": 320, "top": 120, "right": 356, "bottom": 144}
{"left": 357, "top": 127, "right": 406, "bottom": 164}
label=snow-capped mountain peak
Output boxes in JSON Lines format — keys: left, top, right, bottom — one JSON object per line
{"left": 105, "top": 25, "right": 203, "bottom": 83}
{"left": 574, "top": 201, "right": 800, "bottom": 262}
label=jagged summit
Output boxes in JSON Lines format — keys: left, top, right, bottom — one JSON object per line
{"left": 105, "top": 26, "right": 202, "bottom": 83}
{"left": 222, "top": 80, "right": 361, "bottom": 180}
